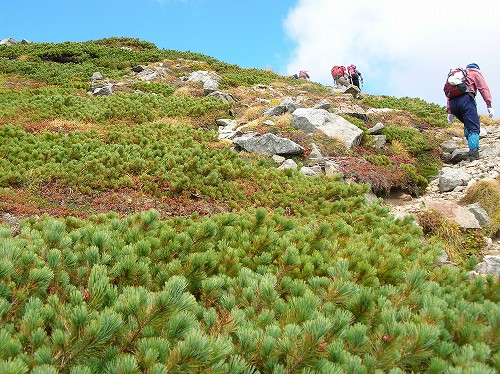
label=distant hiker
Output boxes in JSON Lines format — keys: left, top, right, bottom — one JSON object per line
{"left": 445, "top": 63, "right": 494, "bottom": 161}
{"left": 331, "top": 65, "right": 349, "bottom": 89}
{"left": 299, "top": 70, "right": 310, "bottom": 79}
{"left": 347, "top": 64, "right": 363, "bottom": 90}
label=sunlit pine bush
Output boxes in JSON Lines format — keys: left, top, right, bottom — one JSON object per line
{"left": 0, "top": 208, "right": 498, "bottom": 372}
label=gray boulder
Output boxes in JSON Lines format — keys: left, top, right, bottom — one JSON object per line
{"left": 368, "top": 122, "right": 384, "bottom": 135}
{"left": 187, "top": 71, "right": 222, "bottom": 94}
{"left": 422, "top": 199, "right": 480, "bottom": 229}
{"left": 291, "top": 108, "right": 363, "bottom": 149}
{"left": 467, "top": 203, "right": 490, "bottom": 227}
{"left": 208, "top": 91, "right": 237, "bottom": 103}
{"left": 278, "top": 159, "right": 298, "bottom": 170}
{"left": 474, "top": 255, "right": 500, "bottom": 277}
{"left": 438, "top": 167, "right": 472, "bottom": 192}
{"left": 232, "top": 133, "right": 304, "bottom": 156}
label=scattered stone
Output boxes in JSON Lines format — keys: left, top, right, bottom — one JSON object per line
{"left": 308, "top": 143, "right": 323, "bottom": 160}
{"left": 272, "top": 155, "right": 286, "bottom": 164}
{"left": 369, "top": 122, "right": 384, "bottom": 135}
{"left": 467, "top": 203, "right": 490, "bottom": 227}
{"left": 277, "top": 159, "right": 298, "bottom": 170}
{"left": 438, "top": 167, "right": 472, "bottom": 192}
{"left": 313, "top": 99, "right": 332, "bottom": 110}
{"left": 473, "top": 255, "right": 500, "bottom": 277}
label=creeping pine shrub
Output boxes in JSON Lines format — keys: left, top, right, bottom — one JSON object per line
{"left": 132, "top": 81, "right": 175, "bottom": 96}
{"left": 366, "top": 155, "right": 392, "bottom": 166}
{"left": 383, "top": 125, "right": 433, "bottom": 154}
{"left": 360, "top": 95, "right": 449, "bottom": 127}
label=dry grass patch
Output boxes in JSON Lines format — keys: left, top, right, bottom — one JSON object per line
{"left": 447, "top": 122, "right": 467, "bottom": 137}
{"left": 22, "top": 119, "right": 104, "bottom": 134}
{"left": 238, "top": 105, "right": 267, "bottom": 123}
{"left": 368, "top": 111, "right": 412, "bottom": 127}
{"left": 390, "top": 139, "right": 411, "bottom": 159}
{"left": 416, "top": 209, "right": 465, "bottom": 261}
{"left": 479, "top": 114, "right": 500, "bottom": 126}
{"left": 172, "top": 83, "right": 205, "bottom": 98}
{"left": 0, "top": 75, "right": 49, "bottom": 90}
{"left": 272, "top": 113, "right": 293, "bottom": 129}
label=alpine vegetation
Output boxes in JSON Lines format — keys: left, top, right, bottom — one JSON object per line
{"left": 0, "top": 38, "right": 498, "bottom": 373}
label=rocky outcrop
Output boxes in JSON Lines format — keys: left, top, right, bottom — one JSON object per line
{"left": 0, "top": 37, "right": 30, "bottom": 46}
{"left": 264, "top": 97, "right": 302, "bottom": 116}
{"left": 90, "top": 72, "right": 113, "bottom": 96}
{"left": 291, "top": 108, "right": 363, "bottom": 148}
{"left": 232, "top": 133, "right": 304, "bottom": 156}
{"left": 186, "top": 70, "right": 222, "bottom": 94}
{"left": 473, "top": 256, "right": 500, "bottom": 277}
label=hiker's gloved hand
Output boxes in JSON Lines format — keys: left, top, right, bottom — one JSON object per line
{"left": 488, "top": 107, "right": 494, "bottom": 118}
{"left": 447, "top": 114, "right": 455, "bottom": 124}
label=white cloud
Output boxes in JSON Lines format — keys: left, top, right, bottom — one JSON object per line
{"left": 284, "top": 0, "right": 500, "bottom": 116}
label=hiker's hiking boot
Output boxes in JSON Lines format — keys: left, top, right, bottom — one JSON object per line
{"left": 468, "top": 149, "right": 479, "bottom": 161}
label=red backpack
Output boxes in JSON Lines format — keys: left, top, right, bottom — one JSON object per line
{"left": 443, "top": 68, "right": 470, "bottom": 98}
{"left": 347, "top": 65, "right": 358, "bottom": 76}
{"left": 331, "top": 65, "right": 345, "bottom": 78}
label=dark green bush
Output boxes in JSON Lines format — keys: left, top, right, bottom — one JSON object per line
{"left": 383, "top": 125, "right": 433, "bottom": 154}
{"left": 132, "top": 81, "right": 175, "bottom": 96}
{"left": 361, "top": 95, "right": 448, "bottom": 127}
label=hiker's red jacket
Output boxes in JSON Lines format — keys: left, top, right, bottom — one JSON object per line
{"left": 447, "top": 67, "right": 492, "bottom": 113}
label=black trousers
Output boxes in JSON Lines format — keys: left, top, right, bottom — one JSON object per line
{"left": 351, "top": 75, "right": 360, "bottom": 89}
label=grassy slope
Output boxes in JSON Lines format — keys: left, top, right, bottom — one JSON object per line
{"left": 0, "top": 38, "right": 499, "bottom": 373}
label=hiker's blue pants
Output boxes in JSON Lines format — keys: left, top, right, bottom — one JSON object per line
{"left": 449, "top": 93, "right": 480, "bottom": 150}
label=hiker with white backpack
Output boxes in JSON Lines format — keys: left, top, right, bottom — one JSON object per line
{"left": 444, "top": 63, "right": 494, "bottom": 161}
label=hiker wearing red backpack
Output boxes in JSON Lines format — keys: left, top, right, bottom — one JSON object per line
{"left": 298, "top": 70, "right": 310, "bottom": 80}
{"left": 445, "top": 63, "right": 494, "bottom": 161}
{"left": 331, "top": 65, "right": 349, "bottom": 89}
{"left": 347, "top": 64, "right": 363, "bottom": 91}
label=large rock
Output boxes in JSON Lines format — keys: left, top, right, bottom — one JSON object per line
{"left": 277, "top": 159, "right": 298, "bottom": 170}
{"left": 208, "top": 91, "right": 237, "bottom": 103}
{"left": 474, "top": 255, "right": 500, "bottom": 277}
{"left": 449, "top": 148, "right": 469, "bottom": 163}
{"left": 368, "top": 122, "right": 384, "bottom": 135}
{"left": 187, "top": 71, "right": 222, "bottom": 94}
{"left": 334, "top": 102, "right": 367, "bottom": 120}
{"left": 263, "top": 97, "right": 301, "bottom": 116}
{"left": 422, "top": 199, "right": 480, "bottom": 229}
{"left": 232, "top": 133, "right": 304, "bottom": 156}
{"left": 480, "top": 142, "right": 500, "bottom": 158}
{"left": 343, "top": 85, "right": 360, "bottom": 98}
{"left": 313, "top": 99, "right": 332, "bottom": 110}
{"left": 467, "top": 203, "right": 490, "bottom": 227}
{"left": 438, "top": 167, "right": 472, "bottom": 192}
{"left": 0, "top": 37, "right": 19, "bottom": 46}
{"left": 291, "top": 108, "right": 363, "bottom": 149}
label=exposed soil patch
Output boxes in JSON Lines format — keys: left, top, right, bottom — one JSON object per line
{"left": 0, "top": 184, "right": 230, "bottom": 223}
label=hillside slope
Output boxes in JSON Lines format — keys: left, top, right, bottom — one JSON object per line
{"left": 0, "top": 38, "right": 498, "bottom": 373}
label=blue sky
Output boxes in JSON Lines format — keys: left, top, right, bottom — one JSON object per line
{"left": 1, "top": 0, "right": 499, "bottom": 116}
